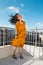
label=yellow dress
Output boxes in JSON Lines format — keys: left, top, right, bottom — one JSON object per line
{"left": 10, "top": 21, "right": 26, "bottom": 48}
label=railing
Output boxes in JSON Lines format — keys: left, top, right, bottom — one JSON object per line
{"left": 0, "top": 27, "right": 15, "bottom": 46}
{"left": 25, "top": 28, "right": 43, "bottom": 47}
{"left": 0, "top": 27, "right": 43, "bottom": 47}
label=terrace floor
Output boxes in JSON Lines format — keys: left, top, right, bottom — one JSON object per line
{"left": 0, "top": 49, "right": 43, "bottom": 65}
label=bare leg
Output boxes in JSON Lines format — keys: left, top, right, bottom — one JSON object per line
{"left": 19, "top": 47, "right": 24, "bottom": 59}
{"left": 13, "top": 47, "right": 17, "bottom": 59}
{"left": 14, "top": 47, "right": 17, "bottom": 55}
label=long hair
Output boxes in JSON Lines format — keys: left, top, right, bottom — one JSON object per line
{"left": 9, "top": 13, "right": 19, "bottom": 25}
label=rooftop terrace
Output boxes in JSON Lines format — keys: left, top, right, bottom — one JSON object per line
{"left": 0, "top": 48, "right": 43, "bottom": 65}
{"left": 0, "top": 27, "right": 43, "bottom": 65}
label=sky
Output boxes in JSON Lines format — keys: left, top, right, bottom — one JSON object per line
{"left": 0, "top": 0, "right": 43, "bottom": 30}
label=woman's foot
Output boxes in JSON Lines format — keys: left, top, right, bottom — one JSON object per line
{"left": 20, "top": 54, "right": 24, "bottom": 59}
{"left": 12, "top": 55, "right": 17, "bottom": 59}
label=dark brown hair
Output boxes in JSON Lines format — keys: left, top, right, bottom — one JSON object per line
{"left": 9, "top": 13, "right": 19, "bottom": 25}
{"left": 9, "top": 13, "right": 25, "bottom": 25}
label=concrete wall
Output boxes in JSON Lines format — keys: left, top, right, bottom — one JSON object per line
{"left": 24, "top": 45, "right": 43, "bottom": 58}
{"left": 0, "top": 45, "right": 43, "bottom": 59}
{"left": 0, "top": 45, "right": 14, "bottom": 59}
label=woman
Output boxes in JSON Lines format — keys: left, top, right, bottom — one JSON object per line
{"left": 10, "top": 13, "right": 26, "bottom": 59}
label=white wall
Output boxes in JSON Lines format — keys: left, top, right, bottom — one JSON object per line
{"left": 0, "top": 45, "right": 14, "bottom": 59}
{"left": 24, "top": 45, "right": 43, "bottom": 58}
{"left": 0, "top": 45, "right": 19, "bottom": 59}
{"left": 0, "top": 45, "right": 43, "bottom": 59}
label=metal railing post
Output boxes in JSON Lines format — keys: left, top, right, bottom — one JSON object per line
{"left": 35, "top": 27, "right": 37, "bottom": 46}
{"left": 2, "top": 28, "right": 5, "bottom": 46}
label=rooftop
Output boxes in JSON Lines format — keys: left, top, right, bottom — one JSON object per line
{"left": 0, "top": 49, "right": 43, "bottom": 65}
{"left": 0, "top": 27, "right": 43, "bottom": 65}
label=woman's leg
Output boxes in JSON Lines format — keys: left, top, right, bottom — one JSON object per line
{"left": 13, "top": 47, "right": 17, "bottom": 59}
{"left": 19, "top": 47, "right": 24, "bottom": 59}
{"left": 14, "top": 47, "right": 17, "bottom": 55}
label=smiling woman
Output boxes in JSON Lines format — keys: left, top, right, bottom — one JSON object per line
{"left": 9, "top": 13, "right": 26, "bottom": 59}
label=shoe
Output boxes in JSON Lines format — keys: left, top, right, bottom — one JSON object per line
{"left": 12, "top": 55, "right": 17, "bottom": 59}
{"left": 20, "top": 55, "right": 24, "bottom": 59}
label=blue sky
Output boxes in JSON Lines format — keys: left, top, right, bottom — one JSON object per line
{"left": 0, "top": 0, "right": 43, "bottom": 29}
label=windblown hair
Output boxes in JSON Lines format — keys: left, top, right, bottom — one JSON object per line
{"left": 9, "top": 13, "right": 25, "bottom": 25}
{"left": 9, "top": 13, "right": 19, "bottom": 25}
